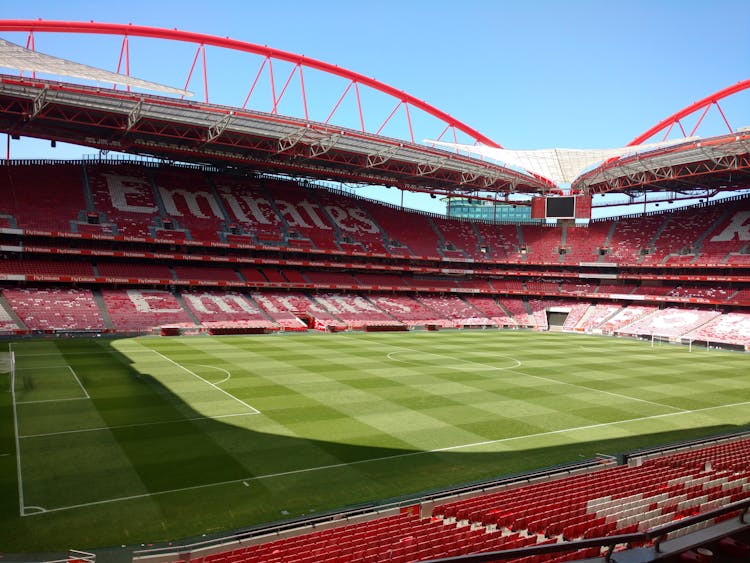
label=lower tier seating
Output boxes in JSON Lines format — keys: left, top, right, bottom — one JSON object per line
{"left": 181, "top": 291, "right": 277, "bottom": 329}
{"left": 173, "top": 437, "right": 750, "bottom": 563}
{"left": 617, "top": 308, "right": 721, "bottom": 339}
{"left": 101, "top": 289, "right": 195, "bottom": 331}
{"left": 2, "top": 288, "right": 749, "bottom": 348}
{"left": 2, "top": 288, "right": 105, "bottom": 331}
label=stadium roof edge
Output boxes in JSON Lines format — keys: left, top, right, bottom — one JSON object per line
{"left": 0, "top": 19, "right": 503, "bottom": 150}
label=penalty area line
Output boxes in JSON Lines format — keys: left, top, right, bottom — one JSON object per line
{"left": 24, "top": 398, "right": 750, "bottom": 518}
{"left": 152, "top": 350, "right": 259, "bottom": 415}
{"left": 198, "top": 364, "right": 232, "bottom": 385}
{"left": 19, "top": 412, "right": 257, "bottom": 439}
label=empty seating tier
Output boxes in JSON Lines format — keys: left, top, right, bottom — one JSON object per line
{"left": 3, "top": 288, "right": 104, "bottom": 331}
{"left": 101, "top": 289, "right": 194, "bottom": 332}
{"left": 174, "top": 437, "right": 750, "bottom": 563}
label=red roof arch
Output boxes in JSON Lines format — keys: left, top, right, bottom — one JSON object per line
{"left": 0, "top": 19, "right": 502, "bottom": 149}
{"left": 628, "top": 78, "right": 750, "bottom": 146}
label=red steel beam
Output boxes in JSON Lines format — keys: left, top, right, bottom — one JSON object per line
{"left": 628, "top": 79, "right": 750, "bottom": 146}
{"left": 0, "top": 19, "right": 502, "bottom": 147}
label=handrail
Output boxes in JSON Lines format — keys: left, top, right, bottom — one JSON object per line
{"left": 420, "top": 498, "right": 750, "bottom": 563}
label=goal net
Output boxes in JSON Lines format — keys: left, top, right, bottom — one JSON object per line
{"left": 0, "top": 349, "right": 14, "bottom": 392}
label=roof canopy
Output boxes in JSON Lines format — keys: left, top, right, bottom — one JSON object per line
{"left": 429, "top": 138, "right": 697, "bottom": 186}
{"left": 0, "top": 38, "right": 191, "bottom": 96}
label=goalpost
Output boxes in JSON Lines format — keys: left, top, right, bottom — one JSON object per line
{"left": 2, "top": 344, "right": 23, "bottom": 517}
{"left": 0, "top": 347, "right": 15, "bottom": 389}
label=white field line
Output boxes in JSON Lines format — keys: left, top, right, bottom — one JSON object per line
{"left": 16, "top": 397, "right": 89, "bottom": 405}
{"left": 152, "top": 350, "right": 260, "bottom": 415}
{"left": 15, "top": 365, "right": 75, "bottom": 370}
{"left": 68, "top": 366, "right": 90, "bottom": 399}
{"left": 9, "top": 342, "right": 25, "bottom": 516}
{"left": 392, "top": 347, "right": 687, "bottom": 413}
{"left": 19, "top": 412, "right": 257, "bottom": 439}
{"left": 198, "top": 364, "right": 232, "bottom": 385}
{"left": 24, "top": 505, "right": 47, "bottom": 514}
{"left": 14, "top": 364, "right": 89, "bottom": 403}
{"left": 21, "top": 398, "right": 750, "bottom": 518}
{"left": 13, "top": 351, "right": 116, "bottom": 357}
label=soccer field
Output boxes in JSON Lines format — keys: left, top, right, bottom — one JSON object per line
{"left": 1, "top": 331, "right": 749, "bottom": 553}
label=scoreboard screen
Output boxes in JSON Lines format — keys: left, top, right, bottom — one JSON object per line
{"left": 545, "top": 196, "right": 576, "bottom": 218}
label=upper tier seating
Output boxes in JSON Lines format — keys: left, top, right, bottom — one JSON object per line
{"left": 172, "top": 265, "right": 240, "bottom": 282}
{"left": 181, "top": 291, "right": 276, "bottom": 328}
{"left": 725, "top": 252, "right": 750, "bottom": 265}
{"left": 408, "top": 276, "right": 461, "bottom": 290}
{"left": 562, "top": 223, "right": 611, "bottom": 263}
{"left": 525, "top": 280, "right": 560, "bottom": 294}
{"left": 431, "top": 216, "right": 478, "bottom": 258}
{"left": 354, "top": 272, "right": 407, "bottom": 287}
{"left": 668, "top": 285, "right": 737, "bottom": 301}
{"left": 560, "top": 281, "right": 597, "bottom": 295}
{"left": 607, "top": 214, "right": 667, "bottom": 264}
{"left": 263, "top": 179, "right": 340, "bottom": 250}
{"left": 632, "top": 284, "right": 675, "bottom": 296}
{"left": 1, "top": 163, "right": 86, "bottom": 232}
{"left": 213, "top": 176, "right": 285, "bottom": 244}
{"left": 101, "top": 289, "right": 194, "bottom": 331}
{"left": 4, "top": 162, "right": 748, "bottom": 268}
{"left": 303, "top": 271, "right": 359, "bottom": 286}
{"left": 695, "top": 198, "right": 750, "bottom": 261}
{"left": 305, "top": 188, "right": 389, "bottom": 254}
{"left": 489, "top": 279, "right": 525, "bottom": 292}
{"left": 278, "top": 269, "right": 307, "bottom": 284}
{"left": 643, "top": 203, "right": 730, "bottom": 264}
{"left": 151, "top": 167, "right": 228, "bottom": 242}
{"left": 3, "top": 288, "right": 105, "bottom": 331}
{"left": 96, "top": 262, "right": 173, "bottom": 280}
{"left": 520, "top": 225, "right": 561, "bottom": 263}
{"left": 237, "top": 268, "right": 268, "bottom": 284}
{"left": 456, "top": 278, "right": 494, "bottom": 291}
{"left": 473, "top": 223, "right": 521, "bottom": 261}
{"left": 359, "top": 201, "right": 442, "bottom": 257}
{"left": 596, "top": 283, "right": 637, "bottom": 295}
{"left": 0, "top": 259, "right": 94, "bottom": 278}
{"left": 87, "top": 164, "right": 162, "bottom": 239}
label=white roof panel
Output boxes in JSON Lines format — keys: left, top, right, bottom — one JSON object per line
{"left": 0, "top": 38, "right": 191, "bottom": 97}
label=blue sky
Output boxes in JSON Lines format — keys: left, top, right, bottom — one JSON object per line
{"left": 2, "top": 0, "right": 749, "bottom": 213}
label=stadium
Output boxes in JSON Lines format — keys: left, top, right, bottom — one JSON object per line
{"left": 0, "top": 11, "right": 749, "bottom": 563}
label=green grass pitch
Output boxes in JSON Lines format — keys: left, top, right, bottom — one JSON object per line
{"left": 1, "top": 330, "right": 749, "bottom": 553}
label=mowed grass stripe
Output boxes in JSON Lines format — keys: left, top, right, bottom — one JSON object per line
{"left": 4, "top": 331, "right": 750, "bottom": 553}
{"left": 140, "top": 338, "right": 422, "bottom": 472}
